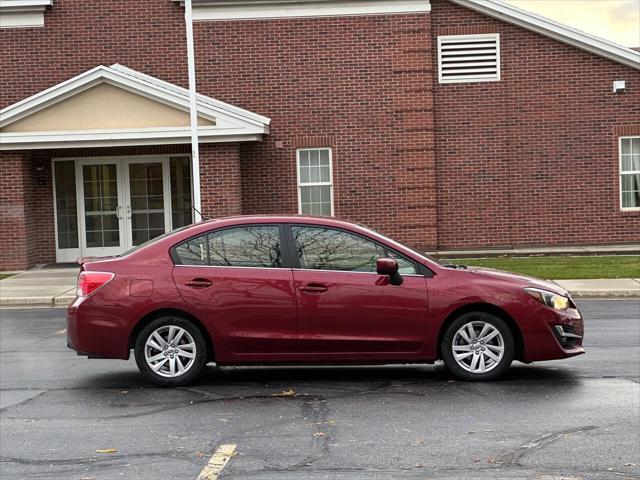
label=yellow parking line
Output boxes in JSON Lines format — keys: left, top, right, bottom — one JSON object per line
{"left": 197, "top": 443, "right": 237, "bottom": 480}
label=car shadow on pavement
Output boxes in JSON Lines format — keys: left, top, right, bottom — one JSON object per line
{"left": 85, "top": 362, "right": 581, "bottom": 390}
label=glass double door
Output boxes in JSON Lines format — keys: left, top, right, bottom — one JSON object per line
{"left": 77, "top": 158, "right": 172, "bottom": 257}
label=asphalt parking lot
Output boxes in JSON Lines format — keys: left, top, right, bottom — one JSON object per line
{"left": 1, "top": 299, "right": 639, "bottom": 480}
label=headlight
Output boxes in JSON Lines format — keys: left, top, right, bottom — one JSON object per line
{"left": 524, "top": 287, "right": 570, "bottom": 311}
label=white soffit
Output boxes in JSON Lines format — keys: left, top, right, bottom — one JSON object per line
{"left": 173, "top": 0, "right": 430, "bottom": 21}
{"left": 0, "top": 64, "right": 271, "bottom": 150}
{"left": 449, "top": 0, "right": 640, "bottom": 70}
{"left": 0, "top": 0, "right": 52, "bottom": 28}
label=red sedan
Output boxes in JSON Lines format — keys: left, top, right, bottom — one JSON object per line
{"left": 67, "top": 216, "right": 584, "bottom": 386}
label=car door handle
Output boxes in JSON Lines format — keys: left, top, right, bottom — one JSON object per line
{"left": 185, "top": 278, "right": 213, "bottom": 289}
{"left": 300, "top": 283, "right": 328, "bottom": 293}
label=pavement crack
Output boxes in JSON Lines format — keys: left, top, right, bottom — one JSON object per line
{"left": 0, "top": 390, "right": 46, "bottom": 413}
{"left": 493, "top": 424, "right": 599, "bottom": 465}
{"left": 0, "top": 450, "right": 200, "bottom": 468}
{"left": 286, "top": 397, "right": 331, "bottom": 469}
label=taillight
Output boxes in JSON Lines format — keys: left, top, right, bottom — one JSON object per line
{"left": 77, "top": 271, "right": 115, "bottom": 296}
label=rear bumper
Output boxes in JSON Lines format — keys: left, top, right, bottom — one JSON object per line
{"left": 66, "top": 296, "right": 132, "bottom": 360}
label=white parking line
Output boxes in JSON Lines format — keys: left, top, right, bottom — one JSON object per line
{"left": 197, "top": 443, "right": 237, "bottom": 480}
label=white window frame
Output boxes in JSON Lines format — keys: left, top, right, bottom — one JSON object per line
{"left": 437, "top": 33, "right": 501, "bottom": 84}
{"left": 296, "top": 148, "right": 334, "bottom": 216}
{"left": 619, "top": 136, "right": 640, "bottom": 211}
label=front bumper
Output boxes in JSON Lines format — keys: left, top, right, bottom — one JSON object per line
{"left": 520, "top": 302, "right": 585, "bottom": 362}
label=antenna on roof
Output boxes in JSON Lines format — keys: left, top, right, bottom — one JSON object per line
{"left": 191, "top": 204, "right": 209, "bottom": 222}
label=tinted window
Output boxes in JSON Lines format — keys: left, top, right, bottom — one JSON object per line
{"left": 292, "top": 226, "right": 381, "bottom": 272}
{"left": 292, "top": 226, "right": 417, "bottom": 274}
{"left": 174, "top": 235, "right": 208, "bottom": 265}
{"left": 208, "top": 226, "right": 282, "bottom": 268}
{"left": 387, "top": 250, "right": 418, "bottom": 275}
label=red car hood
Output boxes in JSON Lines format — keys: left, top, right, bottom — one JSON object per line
{"left": 466, "top": 266, "right": 570, "bottom": 296}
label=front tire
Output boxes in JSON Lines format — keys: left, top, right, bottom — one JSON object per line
{"left": 441, "top": 312, "right": 515, "bottom": 381}
{"left": 134, "top": 316, "right": 208, "bottom": 387}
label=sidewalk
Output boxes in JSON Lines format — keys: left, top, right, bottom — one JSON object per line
{"left": 0, "top": 267, "right": 78, "bottom": 307}
{"left": 553, "top": 278, "right": 640, "bottom": 298}
{"left": 0, "top": 267, "right": 638, "bottom": 308}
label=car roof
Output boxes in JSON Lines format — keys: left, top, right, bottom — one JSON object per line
{"left": 128, "top": 214, "right": 417, "bottom": 260}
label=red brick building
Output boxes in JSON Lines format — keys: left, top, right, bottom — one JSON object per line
{"left": 1, "top": 0, "right": 639, "bottom": 270}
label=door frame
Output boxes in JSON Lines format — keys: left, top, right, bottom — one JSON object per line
{"left": 75, "top": 157, "right": 127, "bottom": 258}
{"left": 122, "top": 156, "right": 173, "bottom": 251}
{"left": 52, "top": 154, "right": 192, "bottom": 262}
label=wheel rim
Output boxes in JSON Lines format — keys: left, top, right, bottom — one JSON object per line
{"left": 144, "top": 325, "right": 196, "bottom": 378}
{"left": 452, "top": 321, "right": 504, "bottom": 374}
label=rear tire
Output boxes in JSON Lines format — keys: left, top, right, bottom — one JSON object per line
{"left": 441, "top": 312, "right": 514, "bottom": 381}
{"left": 134, "top": 316, "right": 208, "bottom": 387}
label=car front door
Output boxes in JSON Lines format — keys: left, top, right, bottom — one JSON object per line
{"left": 171, "top": 224, "right": 298, "bottom": 356}
{"left": 289, "top": 224, "right": 429, "bottom": 357}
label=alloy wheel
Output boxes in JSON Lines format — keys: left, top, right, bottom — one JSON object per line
{"left": 144, "top": 325, "right": 196, "bottom": 378}
{"left": 452, "top": 321, "right": 505, "bottom": 374}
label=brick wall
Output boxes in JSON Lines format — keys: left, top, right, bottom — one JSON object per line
{"left": 430, "top": 0, "right": 640, "bottom": 249}
{"left": 200, "top": 143, "right": 242, "bottom": 218}
{"left": 0, "top": 152, "right": 30, "bottom": 271}
{"left": 0, "top": 152, "right": 56, "bottom": 270}
{"left": 205, "top": 15, "right": 437, "bottom": 248}
{"left": 24, "top": 155, "right": 55, "bottom": 267}
{"left": 1, "top": 1, "right": 437, "bottom": 254}
{"left": 1, "top": 0, "right": 638, "bottom": 267}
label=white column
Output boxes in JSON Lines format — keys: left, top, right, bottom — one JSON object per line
{"left": 185, "top": 0, "right": 202, "bottom": 222}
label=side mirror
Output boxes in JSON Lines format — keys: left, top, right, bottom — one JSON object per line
{"left": 376, "top": 258, "right": 403, "bottom": 286}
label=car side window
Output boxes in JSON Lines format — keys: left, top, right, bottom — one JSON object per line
{"left": 173, "top": 235, "right": 208, "bottom": 265}
{"left": 387, "top": 250, "right": 418, "bottom": 275}
{"left": 292, "top": 226, "right": 384, "bottom": 272}
{"left": 208, "top": 226, "right": 282, "bottom": 268}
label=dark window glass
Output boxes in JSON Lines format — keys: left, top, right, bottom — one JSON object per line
{"left": 292, "top": 226, "right": 385, "bottom": 272}
{"left": 293, "top": 226, "right": 418, "bottom": 274}
{"left": 54, "top": 161, "right": 79, "bottom": 249}
{"left": 174, "top": 235, "right": 208, "bottom": 265}
{"left": 387, "top": 250, "right": 418, "bottom": 275}
{"left": 208, "top": 226, "right": 282, "bottom": 268}
{"left": 170, "top": 157, "right": 193, "bottom": 228}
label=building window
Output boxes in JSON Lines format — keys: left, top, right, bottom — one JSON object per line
{"left": 297, "top": 148, "right": 333, "bottom": 216}
{"left": 53, "top": 161, "right": 79, "bottom": 249}
{"left": 620, "top": 137, "right": 640, "bottom": 210}
{"left": 437, "top": 34, "right": 501, "bottom": 84}
{"left": 170, "top": 157, "right": 193, "bottom": 229}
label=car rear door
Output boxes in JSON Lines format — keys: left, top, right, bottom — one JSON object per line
{"left": 289, "top": 224, "right": 428, "bottom": 357}
{"left": 171, "top": 224, "right": 298, "bottom": 356}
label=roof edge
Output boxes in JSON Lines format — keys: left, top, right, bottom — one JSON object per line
{"left": 0, "top": 64, "right": 271, "bottom": 130}
{"left": 109, "top": 64, "right": 271, "bottom": 126}
{"left": 448, "top": 0, "right": 640, "bottom": 70}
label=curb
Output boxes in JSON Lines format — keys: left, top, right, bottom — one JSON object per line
{"left": 570, "top": 291, "right": 640, "bottom": 298}
{"left": 0, "top": 296, "right": 75, "bottom": 308}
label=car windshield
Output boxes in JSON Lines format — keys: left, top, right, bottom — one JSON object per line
{"left": 117, "top": 224, "right": 195, "bottom": 258}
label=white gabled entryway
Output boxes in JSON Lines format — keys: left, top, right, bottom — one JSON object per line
{"left": 0, "top": 64, "right": 271, "bottom": 262}
{"left": 0, "top": 64, "right": 270, "bottom": 149}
